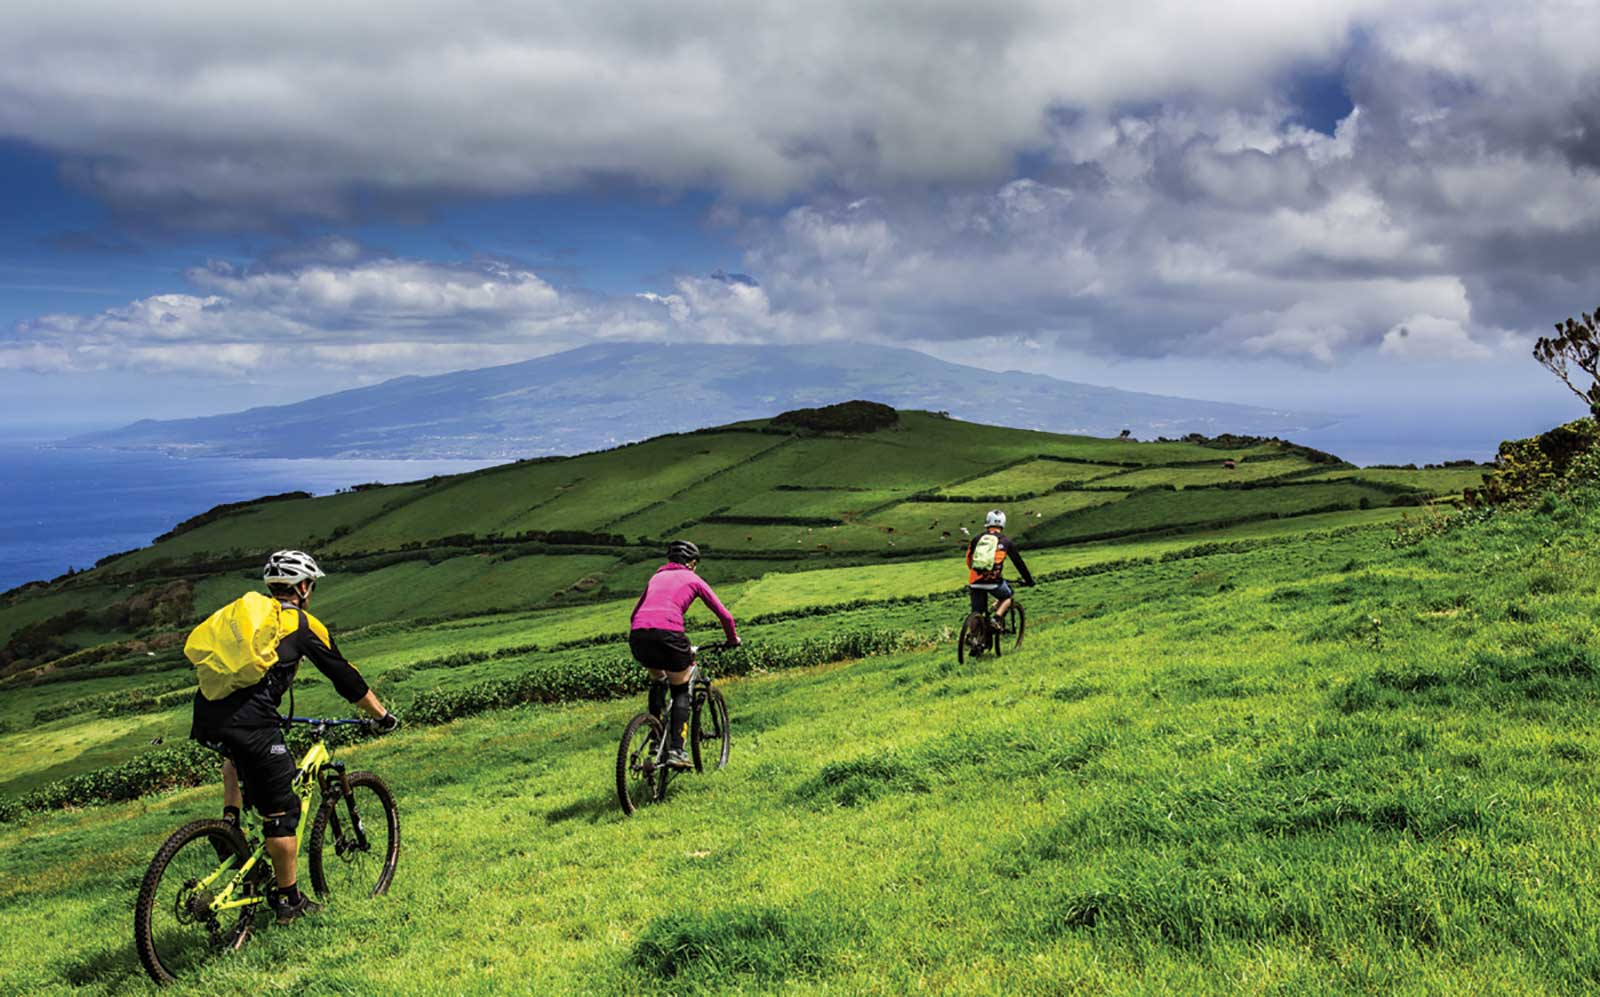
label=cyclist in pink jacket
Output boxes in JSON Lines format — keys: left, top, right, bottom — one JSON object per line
{"left": 629, "top": 540, "right": 739, "bottom": 768}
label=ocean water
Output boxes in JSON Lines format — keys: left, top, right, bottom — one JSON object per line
{"left": 0, "top": 446, "right": 503, "bottom": 592}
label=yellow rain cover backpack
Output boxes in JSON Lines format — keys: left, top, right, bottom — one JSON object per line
{"left": 185, "top": 592, "right": 286, "bottom": 701}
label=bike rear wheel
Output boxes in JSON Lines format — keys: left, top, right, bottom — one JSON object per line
{"left": 692, "top": 687, "right": 731, "bottom": 772}
{"left": 309, "top": 771, "right": 400, "bottom": 900}
{"left": 958, "top": 612, "right": 988, "bottom": 665}
{"left": 134, "top": 819, "right": 257, "bottom": 985}
{"left": 617, "top": 713, "right": 665, "bottom": 816}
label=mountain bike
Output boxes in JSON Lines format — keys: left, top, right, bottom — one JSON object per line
{"left": 134, "top": 717, "right": 400, "bottom": 984}
{"left": 958, "top": 591, "right": 1026, "bottom": 665}
{"left": 616, "top": 647, "right": 732, "bottom": 815}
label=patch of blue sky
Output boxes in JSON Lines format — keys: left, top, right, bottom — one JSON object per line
{"left": 0, "top": 135, "right": 752, "bottom": 324}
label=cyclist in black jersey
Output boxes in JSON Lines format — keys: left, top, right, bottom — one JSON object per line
{"left": 189, "top": 550, "right": 399, "bottom": 924}
{"left": 965, "top": 509, "right": 1035, "bottom": 626}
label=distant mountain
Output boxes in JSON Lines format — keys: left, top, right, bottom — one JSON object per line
{"left": 67, "top": 342, "right": 1328, "bottom": 459}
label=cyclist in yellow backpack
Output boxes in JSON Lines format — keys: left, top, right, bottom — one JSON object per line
{"left": 187, "top": 550, "right": 398, "bottom": 924}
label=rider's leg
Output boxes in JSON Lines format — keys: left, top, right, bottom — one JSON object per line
{"left": 222, "top": 759, "right": 243, "bottom": 811}
{"left": 220, "top": 758, "right": 243, "bottom": 828}
{"left": 232, "top": 727, "right": 318, "bottom": 918}
{"left": 668, "top": 681, "right": 692, "bottom": 751}
{"left": 647, "top": 669, "right": 669, "bottom": 719}
{"left": 991, "top": 581, "right": 1015, "bottom": 624}
{"left": 264, "top": 830, "right": 298, "bottom": 888}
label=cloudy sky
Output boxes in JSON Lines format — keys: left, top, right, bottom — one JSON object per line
{"left": 2, "top": 0, "right": 1596, "bottom": 454}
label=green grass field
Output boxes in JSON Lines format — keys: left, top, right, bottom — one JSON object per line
{"left": 936, "top": 458, "right": 1127, "bottom": 497}
{"left": 7, "top": 407, "right": 1563, "bottom": 992}
{"left": 2, "top": 486, "right": 1596, "bottom": 993}
{"left": 1089, "top": 455, "right": 1320, "bottom": 489}
{"left": 1306, "top": 466, "right": 1489, "bottom": 495}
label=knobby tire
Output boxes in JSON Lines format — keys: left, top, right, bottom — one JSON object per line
{"left": 692, "top": 687, "right": 731, "bottom": 772}
{"left": 958, "top": 612, "right": 987, "bottom": 665}
{"left": 617, "top": 713, "right": 665, "bottom": 816}
{"left": 308, "top": 770, "right": 400, "bottom": 900}
{"left": 134, "top": 819, "right": 254, "bottom": 985}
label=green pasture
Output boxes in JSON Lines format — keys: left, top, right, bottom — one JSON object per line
{"left": 1089, "top": 455, "right": 1319, "bottom": 489}
{"left": 1029, "top": 481, "right": 1399, "bottom": 543}
{"left": 937, "top": 458, "right": 1127, "bottom": 497}
{"left": 1307, "top": 467, "right": 1489, "bottom": 495}
{"left": 328, "top": 433, "right": 781, "bottom": 551}
{"left": 727, "top": 506, "right": 1412, "bottom": 618}
{"left": 4, "top": 494, "right": 1600, "bottom": 992}
{"left": 719, "top": 487, "right": 901, "bottom": 519}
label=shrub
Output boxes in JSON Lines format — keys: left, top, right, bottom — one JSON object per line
{"left": 0, "top": 609, "right": 90, "bottom": 674}
{"left": 1476, "top": 418, "right": 1599, "bottom": 506}
{"left": 771, "top": 400, "right": 899, "bottom": 434}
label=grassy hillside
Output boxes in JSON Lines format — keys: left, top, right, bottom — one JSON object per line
{"left": 4, "top": 409, "right": 1466, "bottom": 671}
{"left": 1, "top": 479, "right": 1596, "bottom": 993}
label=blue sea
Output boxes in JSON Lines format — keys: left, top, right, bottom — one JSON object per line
{"left": 0, "top": 445, "right": 503, "bottom": 592}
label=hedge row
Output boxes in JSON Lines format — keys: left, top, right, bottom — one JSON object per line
{"left": 406, "top": 628, "right": 927, "bottom": 726}
{"left": 0, "top": 712, "right": 380, "bottom": 824}
{"left": 32, "top": 676, "right": 192, "bottom": 724}
{"left": 0, "top": 741, "right": 217, "bottom": 823}
{"left": 702, "top": 515, "right": 844, "bottom": 527}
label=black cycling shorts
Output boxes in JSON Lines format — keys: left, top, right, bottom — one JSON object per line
{"left": 195, "top": 725, "right": 298, "bottom": 816}
{"left": 630, "top": 628, "right": 693, "bottom": 672}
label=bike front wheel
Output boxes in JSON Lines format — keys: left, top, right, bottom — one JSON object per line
{"left": 1001, "top": 602, "right": 1025, "bottom": 652}
{"left": 617, "top": 713, "right": 665, "bottom": 816}
{"left": 134, "top": 819, "right": 257, "bottom": 985}
{"left": 692, "top": 687, "right": 731, "bottom": 772}
{"left": 308, "top": 771, "right": 400, "bottom": 900}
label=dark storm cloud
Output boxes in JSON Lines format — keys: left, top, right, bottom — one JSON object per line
{"left": 4, "top": 0, "right": 1599, "bottom": 379}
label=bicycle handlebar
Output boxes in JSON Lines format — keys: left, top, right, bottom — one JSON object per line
{"left": 284, "top": 716, "right": 372, "bottom": 728}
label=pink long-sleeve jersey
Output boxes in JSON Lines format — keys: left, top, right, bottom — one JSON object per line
{"left": 628, "top": 563, "right": 738, "bottom": 641}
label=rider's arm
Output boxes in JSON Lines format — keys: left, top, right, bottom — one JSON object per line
{"left": 353, "top": 689, "right": 389, "bottom": 718}
{"left": 692, "top": 577, "right": 739, "bottom": 644}
{"left": 299, "top": 613, "right": 371, "bottom": 703}
{"left": 1007, "top": 542, "right": 1036, "bottom": 586}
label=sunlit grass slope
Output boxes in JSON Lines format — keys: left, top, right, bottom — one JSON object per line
{"left": 2, "top": 493, "right": 1598, "bottom": 993}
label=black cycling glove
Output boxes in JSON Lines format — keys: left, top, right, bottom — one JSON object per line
{"left": 374, "top": 712, "right": 401, "bottom": 734}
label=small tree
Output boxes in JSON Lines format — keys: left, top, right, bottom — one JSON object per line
{"left": 1533, "top": 305, "right": 1600, "bottom": 415}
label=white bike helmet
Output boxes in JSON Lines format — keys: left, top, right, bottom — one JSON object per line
{"left": 986, "top": 509, "right": 1006, "bottom": 528}
{"left": 263, "top": 549, "right": 326, "bottom": 585}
